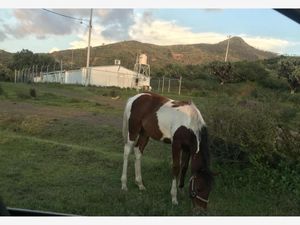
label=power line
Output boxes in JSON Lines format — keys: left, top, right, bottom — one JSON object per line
{"left": 42, "top": 9, "right": 89, "bottom": 24}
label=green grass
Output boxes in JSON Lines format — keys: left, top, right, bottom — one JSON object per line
{"left": 0, "top": 81, "right": 299, "bottom": 215}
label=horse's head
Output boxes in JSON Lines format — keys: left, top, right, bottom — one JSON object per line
{"left": 189, "top": 170, "right": 213, "bottom": 210}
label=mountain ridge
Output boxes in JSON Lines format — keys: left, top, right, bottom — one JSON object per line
{"left": 0, "top": 36, "right": 278, "bottom": 70}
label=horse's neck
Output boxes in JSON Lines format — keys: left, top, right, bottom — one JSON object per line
{"left": 191, "top": 153, "right": 205, "bottom": 174}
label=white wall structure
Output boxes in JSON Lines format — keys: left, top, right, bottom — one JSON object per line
{"left": 34, "top": 71, "right": 65, "bottom": 84}
{"left": 34, "top": 65, "right": 151, "bottom": 89}
{"left": 65, "top": 70, "right": 84, "bottom": 85}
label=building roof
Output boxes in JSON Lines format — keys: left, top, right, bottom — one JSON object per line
{"left": 89, "top": 65, "right": 138, "bottom": 75}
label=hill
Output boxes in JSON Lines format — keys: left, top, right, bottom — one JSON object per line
{"left": 0, "top": 37, "right": 277, "bottom": 70}
{"left": 0, "top": 49, "right": 13, "bottom": 66}
{"left": 50, "top": 37, "right": 277, "bottom": 70}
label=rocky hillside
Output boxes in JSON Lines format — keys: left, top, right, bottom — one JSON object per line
{"left": 0, "top": 37, "right": 278, "bottom": 70}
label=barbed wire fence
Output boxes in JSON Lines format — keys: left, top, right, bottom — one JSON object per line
{"left": 14, "top": 62, "right": 65, "bottom": 84}
{"left": 150, "top": 76, "right": 182, "bottom": 95}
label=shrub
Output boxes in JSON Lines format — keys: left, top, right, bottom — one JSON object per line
{"left": 286, "top": 93, "right": 300, "bottom": 105}
{"left": 109, "top": 90, "right": 118, "bottom": 97}
{"left": 0, "top": 84, "right": 4, "bottom": 95}
{"left": 207, "top": 102, "right": 277, "bottom": 166}
{"left": 258, "top": 75, "right": 288, "bottom": 91}
{"left": 278, "top": 105, "right": 298, "bottom": 123}
{"left": 29, "top": 88, "right": 37, "bottom": 98}
{"left": 207, "top": 100, "right": 300, "bottom": 175}
{"left": 234, "top": 61, "right": 269, "bottom": 82}
{"left": 16, "top": 90, "right": 31, "bottom": 99}
{"left": 0, "top": 64, "right": 13, "bottom": 81}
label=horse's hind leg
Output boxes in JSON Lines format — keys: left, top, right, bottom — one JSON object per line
{"left": 121, "top": 141, "right": 134, "bottom": 191}
{"left": 134, "top": 130, "right": 149, "bottom": 190}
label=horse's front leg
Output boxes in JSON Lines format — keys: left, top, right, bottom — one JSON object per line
{"left": 179, "top": 150, "right": 190, "bottom": 189}
{"left": 170, "top": 141, "right": 181, "bottom": 205}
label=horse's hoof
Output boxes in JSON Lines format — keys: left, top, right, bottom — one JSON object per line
{"left": 121, "top": 185, "right": 128, "bottom": 191}
{"left": 138, "top": 185, "right": 146, "bottom": 191}
{"left": 172, "top": 199, "right": 178, "bottom": 205}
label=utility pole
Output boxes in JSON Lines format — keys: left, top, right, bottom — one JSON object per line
{"left": 85, "top": 8, "right": 93, "bottom": 86}
{"left": 225, "top": 35, "right": 231, "bottom": 62}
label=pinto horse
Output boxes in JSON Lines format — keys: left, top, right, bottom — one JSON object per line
{"left": 121, "top": 92, "right": 213, "bottom": 209}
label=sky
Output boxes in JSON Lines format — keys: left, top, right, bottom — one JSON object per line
{"left": 0, "top": 8, "right": 300, "bottom": 55}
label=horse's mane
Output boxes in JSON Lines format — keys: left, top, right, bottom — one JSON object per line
{"left": 199, "top": 126, "right": 214, "bottom": 188}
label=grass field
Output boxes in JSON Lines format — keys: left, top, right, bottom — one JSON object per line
{"left": 0, "top": 81, "right": 299, "bottom": 215}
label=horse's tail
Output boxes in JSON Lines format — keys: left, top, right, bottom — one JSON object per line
{"left": 122, "top": 99, "right": 130, "bottom": 144}
{"left": 200, "top": 126, "right": 210, "bottom": 170}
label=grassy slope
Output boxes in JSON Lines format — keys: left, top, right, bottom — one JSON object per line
{"left": 0, "top": 81, "right": 299, "bottom": 215}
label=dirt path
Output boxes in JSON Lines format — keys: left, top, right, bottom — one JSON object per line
{"left": 0, "top": 100, "right": 123, "bottom": 129}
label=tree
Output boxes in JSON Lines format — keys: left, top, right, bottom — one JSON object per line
{"left": 0, "top": 64, "right": 13, "bottom": 81}
{"left": 9, "top": 49, "right": 35, "bottom": 70}
{"left": 164, "top": 63, "right": 186, "bottom": 78}
{"left": 278, "top": 58, "right": 300, "bottom": 94}
{"left": 9, "top": 49, "right": 58, "bottom": 72}
{"left": 209, "top": 61, "right": 234, "bottom": 85}
{"left": 290, "top": 67, "right": 300, "bottom": 94}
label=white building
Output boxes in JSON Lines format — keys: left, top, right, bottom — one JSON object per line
{"left": 34, "top": 64, "right": 150, "bottom": 89}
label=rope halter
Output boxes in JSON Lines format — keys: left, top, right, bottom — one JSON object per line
{"left": 189, "top": 176, "right": 209, "bottom": 203}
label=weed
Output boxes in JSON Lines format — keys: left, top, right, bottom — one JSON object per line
{"left": 29, "top": 88, "right": 37, "bottom": 98}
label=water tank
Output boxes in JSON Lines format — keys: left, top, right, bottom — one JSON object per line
{"left": 139, "top": 54, "right": 147, "bottom": 65}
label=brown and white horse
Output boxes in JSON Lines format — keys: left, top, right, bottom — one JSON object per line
{"left": 121, "top": 92, "right": 213, "bottom": 209}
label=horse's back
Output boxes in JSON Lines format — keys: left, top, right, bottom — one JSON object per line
{"left": 126, "top": 92, "right": 169, "bottom": 116}
{"left": 156, "top": 100, "right": 205, "bottom": 140}
{"left": 124, "top": 92, "right": 205, "bottom": 143}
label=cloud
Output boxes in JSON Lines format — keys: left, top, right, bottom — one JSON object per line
{"left": 0, "top": 30, "right": 7, "bottom": 41}
{"left": 2, "top": 9, "right": 135, "bottom": 42}
{"left": 3, "top": 9, "right": 89, "bottom": 39}
{"left": 129, "top": 13, "right": 227, "bottom": 45}
{"left": 127, "top": 13, "right": 295, "bottom": 54}
{"left": 49, "top": 47, "right": 60, "bottom": 53}
{"left": 95, "top": 9, "right": 134, "bottom": 40}
{"left": 240, "top": 35, "right": 291, "bottom": 53}
{"left": 69, "top": 24, "right": 116, "bottom": 49}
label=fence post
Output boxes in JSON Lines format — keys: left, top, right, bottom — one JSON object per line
{"left": 60, "top": 60, "right": 63, "bottom": 83}
{"left": 14, "top": 70, "right": 17, "bottom": 83}
{"left": 178, "top": 76, "right": 182, "bottom": 95}
{"left": 168, "top": 78, "right": 170, "bottom": 93}
{"left": 35, "top": 65, "right": 38, "bottom": 82}
{"left": 23, "top": 68, "right": 26, "bottom": 83}
{"left": 162, "top": 76, "right": 165, "bottom": 93}
{"left": 158, "top": 78, "right": 160, "bottom": 92}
